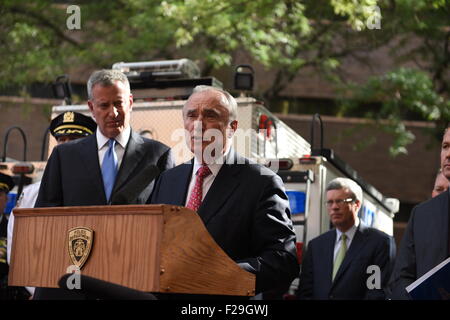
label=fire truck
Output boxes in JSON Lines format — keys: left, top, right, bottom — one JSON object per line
{"left": 1, "top": 59, "right": 399, "bottom": 294}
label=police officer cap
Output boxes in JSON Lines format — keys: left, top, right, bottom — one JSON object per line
{"left": 50, "top": 112, "right": 97, "bottom": 138}
{"left": 0, "top": 172, "right": 14, "bottom": 193}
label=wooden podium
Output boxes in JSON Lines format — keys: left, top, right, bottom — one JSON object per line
{"left": 9, "top": 204, "right": 255, "bottom": 296}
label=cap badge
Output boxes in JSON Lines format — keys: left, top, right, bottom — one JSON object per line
{"left": 63, "top": 112, "right": 75, "bottom": 123}
{"left": 68, "top": 227, "right": 94, "bottom": 269}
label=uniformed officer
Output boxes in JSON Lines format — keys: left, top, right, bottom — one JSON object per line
{"left": 0, "top": 172, "right": 29, "bottom": 299}
{"left": 11, "top": 112, "right": 97, "bottom": 209}
{"left": 6, "top": 112, "right": 96, "bottom": 298}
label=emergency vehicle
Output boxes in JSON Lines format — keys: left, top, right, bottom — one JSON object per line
{"left": 1, "top": 59, "right": 399, "bottom": 293}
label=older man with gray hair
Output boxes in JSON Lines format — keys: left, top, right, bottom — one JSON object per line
{"left": 34, "top": 69, "right": 175, "bottom": 299}
{"left": 150, "top": 85, "right": 299, "bottom": 298}
{"left": 296, "top": 177, "right": 395, "bottom": 300}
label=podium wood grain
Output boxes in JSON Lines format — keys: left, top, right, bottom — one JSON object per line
{"left": 159, "top": 206, "right": 255, "bottom": 295}
{"left": 9, "top": 204, "right": 255, "bottom": 296}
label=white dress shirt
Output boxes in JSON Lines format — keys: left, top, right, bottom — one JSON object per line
{"left": 184, "top": 148, "right": 231, "bottom": 206}
{"left": 333, "top": 218, "right": 359, "bottom": 261}
{"left": 96, "top": 126, "right": 130, "bottom": 169}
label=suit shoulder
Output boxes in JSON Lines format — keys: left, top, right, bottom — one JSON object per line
{"left": 140, "top": 137, "right": 170, "bottom": 152}
{"left": 309, "top": 229, "right": 335, "bottom": 245}
{"left": 235, "top": 156, "right": 281, "bottom": 181}
{"left": 361, "top": 226, "right": 393, "bottom": 244}
{"left": 414, "top": 192, "right": 446, "bottom": 212}
{"left": 158, "top": 163, "right": 190, "bottom": 178}
{"left": 50, "top": 135, "right": 92, "bottom": 154}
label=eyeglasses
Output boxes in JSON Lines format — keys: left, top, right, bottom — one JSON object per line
{"left": 325, "top": 198, "right": 355, "bottom": 207}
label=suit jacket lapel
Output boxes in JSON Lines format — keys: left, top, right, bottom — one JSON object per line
{"left": 197, "top": 150, "right": 241, "bottom": 225}
{"left": 79, "top": 134, "right": 107, "bottom": 203}
{"left": 172, "top": 162, "right": 194, "bottom": 206}
{"left": 113, "top": 131, "right": 144, "bottom": 195}
{"left": 433, "top": 193, "right": 449, "bottom": 260}
{"left": 323, "top": 230, "right": 336, "bottom": 292}
{"left": 445, "top": 192, "right": 450, "bottom": 257}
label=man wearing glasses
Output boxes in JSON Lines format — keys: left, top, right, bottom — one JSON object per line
{"left": 296, "top": 177, "right": 396, "bottom": 300}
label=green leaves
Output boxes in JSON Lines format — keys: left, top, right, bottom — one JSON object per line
{"left": 1, "top": 0, "right": 448, "bottom": 160}
{"left": 0, "top": 0, "right": 387, "bottom": 90}
{"left": 160, "top": 0, "right": 314, "bottom": 71}
{"left": 341, "top": 68, "right": 450, "bottom": 156}
{"left": 331, "top": 0, "right": 380, "bottom": 31}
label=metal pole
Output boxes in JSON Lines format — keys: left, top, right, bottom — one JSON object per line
{"left": 2, "top": 126, "right": 27, "bottom": 162}
{"left": 40, "top": 126, "right": 50, "bottom": 161}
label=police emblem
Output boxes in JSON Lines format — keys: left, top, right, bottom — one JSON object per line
{"left": 68, "top": 227, "right": 94, "bottom": 269}
{"left": 63, "top": 111, "right": 75, "bottom": 123}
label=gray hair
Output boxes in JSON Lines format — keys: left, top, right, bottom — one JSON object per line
{"left": 87, "top": 69, "right": 130, "bottom": 99}
{"left": 191, "top": 85, "right": 238, "bottom": 121}
{"left": 326, "top": 177, "right": 363, "bottom": 203}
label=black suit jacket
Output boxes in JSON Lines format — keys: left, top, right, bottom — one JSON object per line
{"left": 296, "top": 223, "right": 396, "bottom": 300}
{"left": 33, "top": 130, "right": 174, "bottom": 300}
{"left": 149, "top": 150, "right": 299, "bottom": 295}
{"left": 36, "top": 130, "right": 174, "bottom": 207}
{"left": 389, "top": 191, "right": 449, "bottom": 299}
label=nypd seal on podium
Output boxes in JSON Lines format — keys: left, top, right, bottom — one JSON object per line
{"left": 68, "top": 227, "right": 94, "bottom": 269}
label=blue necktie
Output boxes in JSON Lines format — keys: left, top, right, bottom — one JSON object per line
{"left": 102, "top": 138, "right": 118, "bottom": 202}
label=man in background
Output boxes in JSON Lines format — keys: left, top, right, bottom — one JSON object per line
{"left": 432, "top": 170, "right": 449, "bottom": 198}
{"left": 0, "top": 172, "right": 29, "bottom": 299}
{"left": 390, "top": 125, "right": 450, "bottom": 299}
{"left": 296, "top": 177, "right": 396, "bottom": 300}
{"left": 7, "top": 111, "right": 97, "bottom": 298}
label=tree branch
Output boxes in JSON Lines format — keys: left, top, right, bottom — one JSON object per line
{"left": 9, "top": 5, "right": 83, "bottom": 48}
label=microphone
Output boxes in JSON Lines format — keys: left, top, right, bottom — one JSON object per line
{"left": 58, "top": 274, "right": 157, "bottom": 300}
{"left": 111, "top": 164, "right": 160, "bottom": 204}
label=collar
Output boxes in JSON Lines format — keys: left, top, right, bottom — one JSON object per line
{"left": 336, "top": 217, "right": 359, "bottom": 243}
{"left": 96, "top": 126, "right": 131, "bottom": 149}
{"left": 192, "top": 147, "right": 231, "bottom": 178}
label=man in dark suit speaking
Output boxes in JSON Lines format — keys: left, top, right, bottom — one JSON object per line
{"left": 34, "top": 69, "right": 174, "bottom": 299}
{"left": 149, "top": 85, "right": 299, "bottom": 296}
{"left": 389, "top": 124, "right": 450, "bottom": 299}
{"left": 296, "top": 178, "right": 395, "bottom": 300}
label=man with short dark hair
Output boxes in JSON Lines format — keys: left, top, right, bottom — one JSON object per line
{"left": 296, "top": 177, "right": 395, "bottom": 300}
{"left": 390, "top": 125, "right": 450, "bottom": 299}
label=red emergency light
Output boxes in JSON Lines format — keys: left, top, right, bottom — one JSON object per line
{"left": 258, "top": 114, "right": 273, "bottom": 139}
{"left": 266, "top": 158, "right": 293, "bottom": 170}
{"left": 12, "top": 162, "right": 34, "bottom": 175}
{"left": 299, "top": 155, "right": 317, "bottom": 165}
